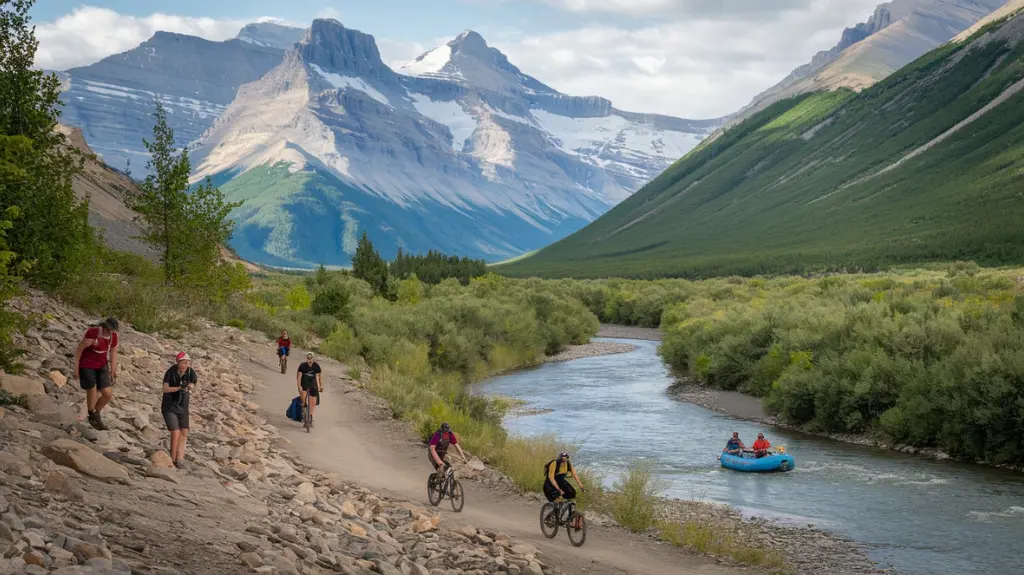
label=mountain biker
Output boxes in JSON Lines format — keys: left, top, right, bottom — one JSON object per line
{"left": 296, "top": 353, "right": 323, "bottom": 425}
{"left": 428, "top": 422, "right": 467, "bottom": 472}
{"left": 544, "top": 451, "right": 584, "bottom": 504}
{"left": 276, "top": 330, "right": 291, "bottom": 360}
{"left": 73, "top": 317, "right": 120, "bottom": 431}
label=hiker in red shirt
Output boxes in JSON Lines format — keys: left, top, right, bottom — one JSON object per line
{"left": 73, "top": 317, "right": 120, "bottom": 430}
{"left": 752, "top": 433, "right": 772, "bottom": 458}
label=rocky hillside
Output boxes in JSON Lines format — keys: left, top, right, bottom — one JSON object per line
{"left": 58, "top": 125, "right": 156, "bottom": 260}
{"left": 501, "top": 8, "right": 1024, "bottom": 278}
{"left": 190, "top": 19, "right": 720, "bottom": 268}
{"left": 55, "top": 23, "right": 305, "bottom": 174}
{"left": 736, "top": 0, "right": 1007, "bottom": 120}
{"left": 0, "top": 291, "right": 564, "bottom": 575}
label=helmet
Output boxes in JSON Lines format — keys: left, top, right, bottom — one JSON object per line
{"left": 558, "top": 451, "right": 569, "bottom": 459}
{"left": 440, "top": 422, "right": 451, "bottom": 432}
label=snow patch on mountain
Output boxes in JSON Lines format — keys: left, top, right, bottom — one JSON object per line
{"left": 531, "top": 110, "right": 703, "bottom": 162}
{"left": 399, "top": 45, "right": 453, "bottom": 77}
{"left": 408, "top": 93, "right": 476, "bottom": 151}
{"left": 310, "top": 64, "right": 392, "bottom": 106}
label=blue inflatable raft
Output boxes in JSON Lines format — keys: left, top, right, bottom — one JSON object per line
{"left": 720, "top": 451, "right": 795, "bottom": 472}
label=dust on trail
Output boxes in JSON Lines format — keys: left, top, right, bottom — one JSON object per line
{"left": 245, "top": 339, "right": 741, "bottom": 575}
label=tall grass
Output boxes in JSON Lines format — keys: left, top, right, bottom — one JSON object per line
{"left": 659, "top": 520, "right": 788, "bottom": 570}
{"left": 607, "top": 460, "right": 664, "bottom": 532}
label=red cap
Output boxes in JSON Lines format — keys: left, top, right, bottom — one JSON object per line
{"left": 176, "top": 352, "right": 191, "bottom": 363}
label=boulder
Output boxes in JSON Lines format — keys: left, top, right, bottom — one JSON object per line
{"left": 40, "top": 439, "right": 129, "bottom": 483}
{"left": 0, "top": 374, "right": 45, "bottom": 396}
{"left": 49, "top": 370, "right": 68, "bottom": 388}
{"left": 149, "top": 450, "right": 174, "bottom": 469}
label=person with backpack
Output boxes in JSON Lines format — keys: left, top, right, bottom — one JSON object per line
{"left": 162, "top": 352, "right": 197, "bottom": 469}
{"left": 72, "top": 317, "right": 120, "bottom": 430}
{"left": 544, "top": 451, "right": 585, "bottom": 503}
{"left": 428, "top": 422, "right": 467, "bottom": 471}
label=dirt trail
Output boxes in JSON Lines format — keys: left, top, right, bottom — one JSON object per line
{"left": 246, "top": 343, "right": 742, "bottom": 575}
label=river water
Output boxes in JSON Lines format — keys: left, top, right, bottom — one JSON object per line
{"left": 477, "top": 339, "right": 1024, "bottom": 575}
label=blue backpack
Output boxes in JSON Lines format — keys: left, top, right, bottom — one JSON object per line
{"left": 286, "top": 397, "right": 303, "bottom": 422}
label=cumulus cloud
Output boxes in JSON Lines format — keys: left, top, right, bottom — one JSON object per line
{"left": 34, "top": 6, "right": 288, "bottom": 70}
{"left": 492, "top": 0, "right": 883, "bottom": 118}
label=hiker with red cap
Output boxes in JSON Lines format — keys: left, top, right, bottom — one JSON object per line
{"left": 73, "top": 317, "right": 120, "bottom": 430}
{"left": 162, "top": 352, "right": 197, "bottom": 469}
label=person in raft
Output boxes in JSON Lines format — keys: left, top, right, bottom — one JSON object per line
{"left": 752, "top": 433, "right": 772, "bottom": 458}
{"left": 723, "top": 431, "right": 745, "bottom": 456}
{"left": 73, "top": 317, "right": 120, "bottom": 430}
{"left": 162, "top": 352, "right": 197, "bottom": 469}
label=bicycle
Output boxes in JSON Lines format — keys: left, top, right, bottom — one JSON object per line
{"left": 539, "top": 498, "right": 586, "bottom": 547}
{"left": 427, "top": 464, "right": 464, "bottom": 512}
{"left": 302, "top": 391, "right": 312, "bottom": 433}
{"left": 279, "top": 349, "right": 288, "bottom": 374}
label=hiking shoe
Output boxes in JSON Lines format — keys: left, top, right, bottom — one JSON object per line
{"left": 174, "top": 460, "right": 188, "bottom": 470}
{"left": 88, "top": 411, "right": 108, "bottom": 431}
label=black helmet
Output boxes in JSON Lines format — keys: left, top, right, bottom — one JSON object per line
{"left": 558, "top": 451, "right": 569, "bottom": 459}
{"left": 100, "top": 317, "right": 119, "bottom": 331}
{"left": 440, "top": 422, "right": 451, "bottom": 433}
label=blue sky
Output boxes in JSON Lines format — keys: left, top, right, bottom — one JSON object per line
{"left": 30, "top": 1, "right": 886, "bottom": 118}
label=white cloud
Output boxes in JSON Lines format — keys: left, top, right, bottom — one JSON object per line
{"left": 34, "top": 6, "right": 288, "bottom": 70}
{"left": 492, "top": 0, "right": 883, "bottom": 118}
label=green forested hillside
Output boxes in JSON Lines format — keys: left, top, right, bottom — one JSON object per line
{"left": 502, "top": 14, "right": 1024, "bottom": 278}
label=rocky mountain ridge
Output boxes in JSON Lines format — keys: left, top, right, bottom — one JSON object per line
{"left": 736, "top": 0, "right": 1008, "bottom": 120}
{"left": 188, "top": 19, "right": 720, "bottom": 267}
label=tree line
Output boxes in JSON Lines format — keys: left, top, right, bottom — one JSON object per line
{"left": 348, "top": 232, "right": 487, "bottom": 298}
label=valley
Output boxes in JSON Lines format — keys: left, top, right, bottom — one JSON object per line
{"left": 503, "top": 6, "right": 1024, "bottom": 278}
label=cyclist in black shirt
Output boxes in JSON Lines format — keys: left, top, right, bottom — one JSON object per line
{"left": 296, "top": 352, "right": 323, "bottom": 426}
{"left": 162, "top": 352, "right": 197, "bottom": 469}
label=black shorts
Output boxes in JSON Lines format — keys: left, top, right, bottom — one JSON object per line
{"left": 79, "top": 367, "right": 112, "bottom": 391}
{"left": 300, "top": 381, "right": 319, "bottom": 397}
{"left": 162, "top": 409, "right": 189, "bottom": 431}
{"left": 428, "top": 452, "right": 449, "bottom": 470}
{"left": 544, "top": 477, "right": 576, "bottom": 502}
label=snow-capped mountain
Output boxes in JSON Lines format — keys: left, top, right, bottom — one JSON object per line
{"left": 56, "top": 24, "right": 306, "bottom": 173}
{"left": 190, "top": 19, "right": 720, "bottom": 267}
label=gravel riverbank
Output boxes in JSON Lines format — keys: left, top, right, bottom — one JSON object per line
{"left": 596, "top": 324, "right": 662, "bottom": 341}
{"left": 542, "top": 341, "right": 638, "bottom": 363}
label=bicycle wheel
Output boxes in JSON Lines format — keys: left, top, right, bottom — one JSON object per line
{"left": 539, "top": 503, "right": 559, "bottom": 538}
{"left": 281, "top": 356, "right": 287, "bottom": 374}
{"left": 567, "top": 510, "right": 587, "bottom": 547}
{"left": 303, "top": 398, "right": 311, "bottom": 433}
{"left": 427, "top": 474, "right": 442, "bottom": 506}
{"left": 450, "top": 480, "right": 464, "bottom": 513}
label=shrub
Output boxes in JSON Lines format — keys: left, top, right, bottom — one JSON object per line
{"left": 659, "top": 520, "right": 787, "bottom": 569}
{"left": 0, "top": 389, "right": 28, "bottom": 408}
{"left": 227, "top": 318, "right": 246, "bottom": 329}
{"left": 609, "top": 460, "right": 663, "bottom": 533}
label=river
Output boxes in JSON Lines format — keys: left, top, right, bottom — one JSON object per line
{"left": 477, "top": 338, "right": 1024, "bottom": 575}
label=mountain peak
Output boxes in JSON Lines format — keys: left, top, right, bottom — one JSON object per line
{"left": 300, "top": 19, "right": 392, "bottom": 81}
{"left": 451, "top": 30, "right": 488, "bottom": 51}
{"left": 236, "top": 21, "right": 307, "bottom": 51}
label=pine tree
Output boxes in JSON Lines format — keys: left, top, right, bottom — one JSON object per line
{"left": 131, "top": 102, "right": 242, "bottom": 293}
{"left": 0, "top": 0, "right": 94, "bottom": 287}
{"left": 352, "top": 232, "right": 388, "bottom": 296}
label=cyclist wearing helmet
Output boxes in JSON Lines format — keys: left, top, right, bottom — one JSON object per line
{"left": 428, "top": 422, "right": 467, "bottom": 470}
{"left": 544, "top": 451, "right": 584, "bottom": 502}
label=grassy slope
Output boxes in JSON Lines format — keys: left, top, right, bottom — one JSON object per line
{"left": 502, "top": 18, "right": 1024, "bottom": 279}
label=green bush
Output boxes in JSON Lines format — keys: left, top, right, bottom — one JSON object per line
{"left": 0, "top": 389, "right": 27, "bottom": 408}
{"left": 320, "top": 323, "right": 361, "bottom": 362}
{"left": 609, "top": 460, "right": 663, "bottom": 533}
{"left": 653, "top": 267, "right": 1024, "bottom": 464}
